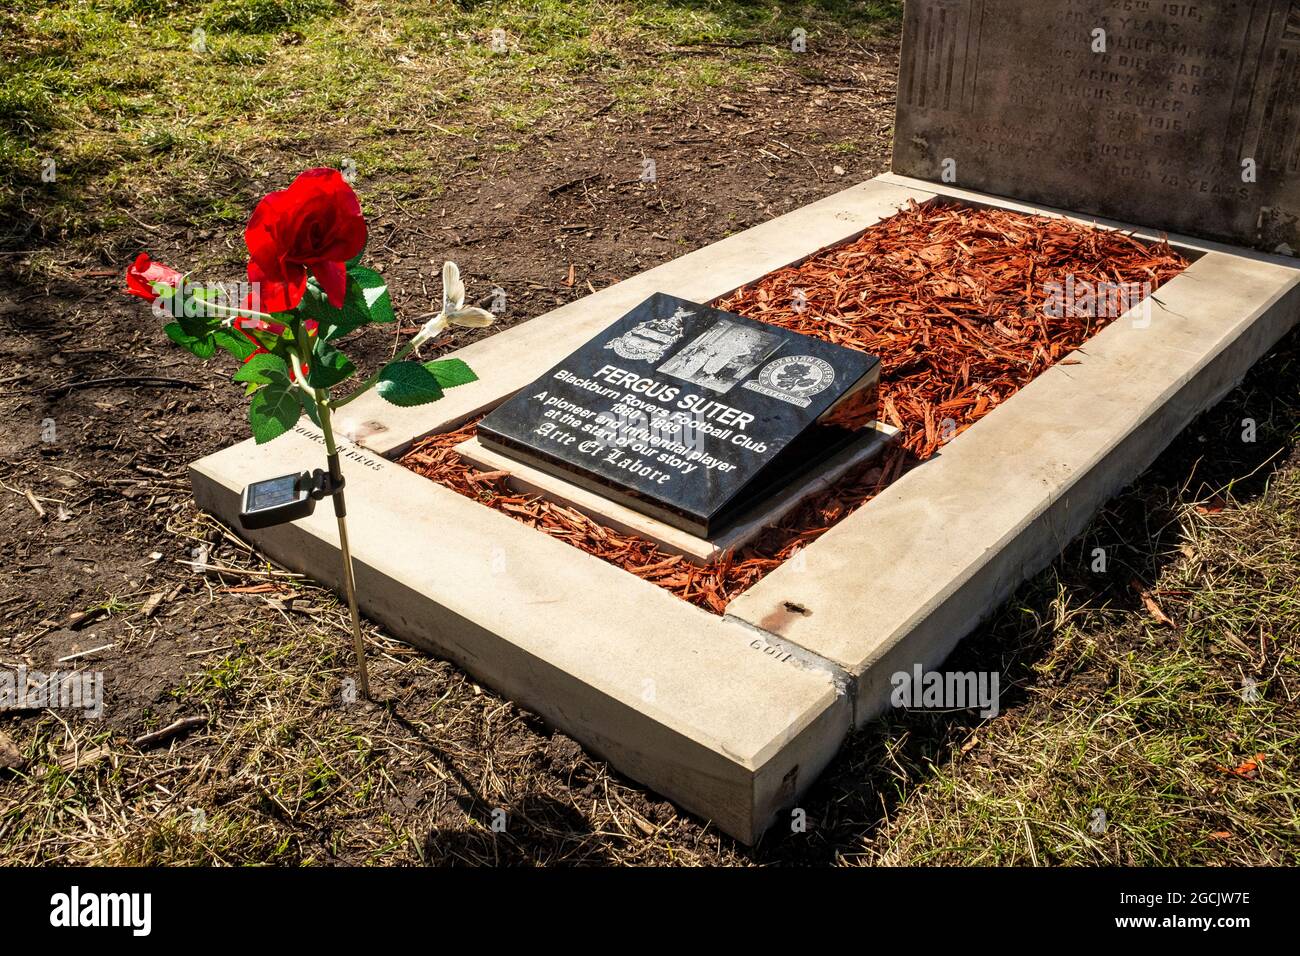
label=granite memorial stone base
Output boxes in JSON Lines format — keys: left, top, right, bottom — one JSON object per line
{"left": 454, "top": 422, "right": 898, "bottom": 564}
{"left": 191, "top": 174, "right": 1300, "bottom": 844}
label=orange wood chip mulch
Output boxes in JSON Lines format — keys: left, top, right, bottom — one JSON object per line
{"left": 399, "top": 201, "right": 1189, "bottom": 613}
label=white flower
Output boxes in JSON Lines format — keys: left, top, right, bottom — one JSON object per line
{"left": 410, "top": 261, "right": 495, "bottom": 348}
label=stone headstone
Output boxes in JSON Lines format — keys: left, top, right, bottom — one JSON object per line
{"left": 892, "top": 0, "right": 1300, "bottom": 254}
{"left": 476, "top": 293, "right": 881, "bottom": 537}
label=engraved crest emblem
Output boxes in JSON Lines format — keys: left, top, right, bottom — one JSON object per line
{"left": 743, "top": 355, "right": 835, "bottom": 407}
{"left": 605, "top": 307, "right": 689, "bottom": 363}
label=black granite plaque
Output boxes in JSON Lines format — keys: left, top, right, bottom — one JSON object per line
{"left": 893, "top": 0, "right": 1300, "bottom": 254}
{"left": 477, "top": 293, "right": 881, "bottom": 537}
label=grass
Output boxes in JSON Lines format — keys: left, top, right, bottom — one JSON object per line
{"left": 0, "top": 0, "right": 902, "bottom": 263}
{"left": 870, "top": 466, "right": 1300, "bottom": 865}
{"left": 847, "top": 338, "right": 1300, "bottom": 866}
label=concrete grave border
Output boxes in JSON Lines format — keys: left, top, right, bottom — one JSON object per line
{"left": 190, "top": 174, "right": 1300, "bottom": 844}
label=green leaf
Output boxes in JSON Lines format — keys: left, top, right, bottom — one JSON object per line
{"left": 297, "top": 269, "right": 394, "bottom": 340}
{"left": 235, "top": 314, "right": 298, "bottom": 365}
{"left": 163, "top": 322, "right": 217, "bottom": 360}
{"left": 213, "top": 328, "right": 262, "bottom": 363}
{"left": 248, "top": 383, "right": 302, "bottom": 444}
{"left": 306, "top": 339, "right": 356, "bottom": 389}
{"left": 154, "top": 284, "right": 221, "bottom": 336}
{"left": 177, "top": 316, "right": 218, "bottom": 343}
{"left": 423, "top": 358, "right": 478, "bottom": 390}
{"left": 299, "top": 282, "right": 370, "bottom": 342}
{"left": 233, "top": 352, "right": 290, "bottom": 386}
{"left": 375, "top": 361, "right": 445, "bottom": 407}
{"left": 320, "top": 312, "right": 370, "bottom": 343}
{"left": 175, "top": 294, "right": 223, "bottom": 338}
{"left": 346, "top": 266, "right": 395, "bottom": 324}
{"left": 345, "top": 246, "right": 366, "bottom": 270}
{"left": 266, "top": 312, "right": 301, "bottom": 350}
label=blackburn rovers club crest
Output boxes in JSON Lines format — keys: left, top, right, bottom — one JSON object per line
{"left": 743, "top": 355, "right": 835, "bottom": 407}
{"left": 605, "top": 307, "right": 689, "bottom": 363}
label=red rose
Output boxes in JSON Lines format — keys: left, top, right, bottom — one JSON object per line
{"left": 244, "top": 168, "right": 367, "bottom": 313}
{"left": 125, "top": 253, "right": 183, "bottom": 301}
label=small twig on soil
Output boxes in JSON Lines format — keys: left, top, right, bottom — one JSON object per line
{"left": 57, "top": 644, "right": 115, "bottom": 663}
{"left": 23, "top": 489, "right": 45, "bottom": 519}
{"left": 0, "top": 376, "right": 202, "bottom": 398}
{"left": 133, "top": 716, "right": 208, "bottom": 750}
{"left": 184, "top": 646, "right": 232, "bottom": 658}
{"left": 139, "top": 592, "right": 164, "bottom": 619}
{"left": 182, "top": 561, "right": 305, "bottom": 580}
{"left": 67, "top": 608, "right": 108, "bottom": 630}
{"left": 51, "top": 375, "right": 201, "bottom": 392}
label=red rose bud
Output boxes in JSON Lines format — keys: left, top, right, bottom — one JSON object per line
{"left": 125, "top": 253, "right": 183, "bottom": 302}
{"left": 244, "top": 167, "right": 367, "bottom": 313}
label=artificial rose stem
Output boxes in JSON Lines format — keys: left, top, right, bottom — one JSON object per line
{"left": 318, "top": 406, "right": 372, "bottom": 701}
{"left": 295, "top": 325, "right": 372, "bottom": 700}
{"left": 200, "top": 301, "right": 275, "bottom": 322}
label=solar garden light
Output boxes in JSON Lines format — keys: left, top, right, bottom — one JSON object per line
{"left": 125, "top": 168, "right": 494, "bottom": 700}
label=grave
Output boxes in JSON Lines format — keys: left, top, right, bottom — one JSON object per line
{"left": 190, "top": 1, "right": 1300, "bottom": 844}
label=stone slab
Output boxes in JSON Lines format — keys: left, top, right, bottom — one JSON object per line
{"left": 454, "top": 422, "right": 897, "bottom": 564}
{"left": 893, "top": 0, "right": 1300, "bottom": 253}
{"left": 727, "top": 191, "right": 1300, "bottom": 725}
{"left": 190, "top": 425, "right": 850, "bottom": 844}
